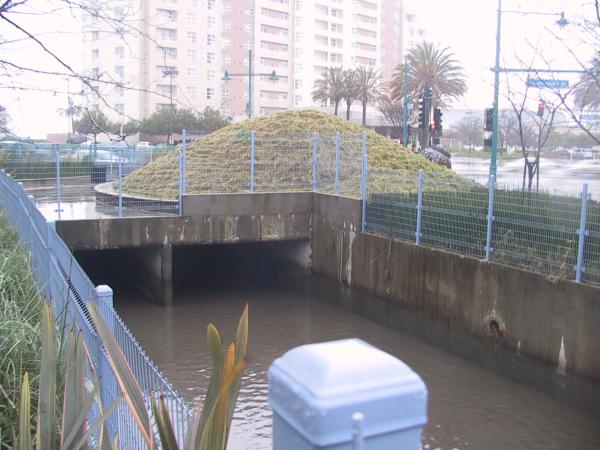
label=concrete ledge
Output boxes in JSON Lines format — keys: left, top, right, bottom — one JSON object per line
{"left": 313, "top": 193, "right": 361, "bottom": 229}
{"left": 183, "top": 191, "right": 313, "bottom": 216}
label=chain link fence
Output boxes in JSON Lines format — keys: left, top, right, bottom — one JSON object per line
{"left": 365, "top": 169, "right": 600, "bottom": 285}
{"left": 0, "top": 169, "right": 192, "bottom": 448}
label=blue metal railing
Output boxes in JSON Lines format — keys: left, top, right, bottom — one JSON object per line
{"left": 0, "top": 169, "right": 192, "bottom": 448}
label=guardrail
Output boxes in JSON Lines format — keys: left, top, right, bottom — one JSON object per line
{"left": 0, "top": 169, "right": 192, "bottom": 448}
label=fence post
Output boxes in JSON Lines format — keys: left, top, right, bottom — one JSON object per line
{"left": 485, "top": 175, "right": 496, "bottom": 261}
{"left": 55, "top": 147, "right": 62, "bottom": 220}
{"left": 178, "top": 140, "right": 183, "bottom": 216}
{"left": 268, "top": 339, "right": 427, "bottom": 450}
{"left": 360, "top": 131, "right": 368, "bottom": 231}
{"left": 415, "top": 169, "right": 424, "bottom": 245}
{"left": 575, "top": 183, "right": 589, "bottom": 282}
{"left": 95, "top": 285, "right": 116, "bottom": 442}
{"left": 335, "top": 132, "right": 341, "bottom": 195}
{"left": 250, "top": 131, "right": 256, "bottom": 192}
{"left": 311, "top": 132, "right": 318, "bottom": 192}
{"left": 182, "top": 129, "right": 187, "bottom": 196}
{"left": 118, "top": 149, "right": 123, "bottom": 217}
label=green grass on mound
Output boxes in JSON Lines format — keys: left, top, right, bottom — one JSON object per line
{"left": 123, "top": 110, "right": 463, "bottom": 199}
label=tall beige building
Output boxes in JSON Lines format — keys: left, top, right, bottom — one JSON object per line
{"left": 81, "top": 0, "right": 424, "bottom": 124}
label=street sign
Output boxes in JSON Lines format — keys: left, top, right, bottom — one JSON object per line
{"left": 526, "top": 78, "right": 569, "bottom": 89}
{"left": 581, "top": 114, "right": 600, "bottom": 121}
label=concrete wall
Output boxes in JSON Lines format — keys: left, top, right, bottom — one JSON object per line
{"left": 311, "top": 194, "right": 600, "bottom": 413}
{"left": 57, "top": 192, "right": 312, "bottom": 251}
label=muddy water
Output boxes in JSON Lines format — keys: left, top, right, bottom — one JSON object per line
{"left": 114, "top": 275, "right": 600, "bottom": 450}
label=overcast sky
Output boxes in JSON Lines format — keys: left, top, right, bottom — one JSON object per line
{"left": 1, "top": 0, "right": 596, "bottom": 138}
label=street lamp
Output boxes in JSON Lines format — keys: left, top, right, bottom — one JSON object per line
{"left": 490, "top": 2, "right": 568, "bottom": 180}
{"left": 222, "top": 49, "right": 278, "bottom": 118}
{"left": 162, "top": 68, "right": 178, "bottom": 144}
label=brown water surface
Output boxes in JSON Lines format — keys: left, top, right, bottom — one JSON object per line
{"left": 115, "top": 279, "right": 600, "bottom": 450}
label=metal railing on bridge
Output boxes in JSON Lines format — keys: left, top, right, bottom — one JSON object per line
{"left": 0, "top": 168, "right": 192, "bottom": 448}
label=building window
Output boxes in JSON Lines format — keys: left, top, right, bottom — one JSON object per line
{"left": 157, "top": 9, "right": 177, "bottom": 21}
{"left": 294, "top": 95, "right": 302, "bottom": 105}
{"left": 159, "top": 46, "right": 177, "bottom": 59}
{"left": 222, "top": 37, "right": 231, "bottom": 48}
{"left": 158, "top": 28, "right": 177, "bottom": 40}
{"left": 206, "top": 87, "right": 215, "bottom": 99}
{"left": 186, "top": 86, "right": 197, "bottom": 97}
{"left": 115, "top": 103, "right": 124, "bottom": 115}
{"left": 187, "top": 31, "right": 197, "bottom": 43}
{"left": 187, "top": 68, "right": 197, "bottom": 79}
{"left": 92, "top": 30, "right": 99, "bottom": 40}
{"left": 222, "top": 55, "right": 231, "bottom": 65}
{"left": 207, "top": 51, "right": 215, "bottom": 63}
{"left": 115, "top": 85, "right": 125, "bottom": 96}
{"left": 244, "top": 7, "right": 253, "bottom": 15}
{"left": 91, "top": 49, "right": 99, "bottom": 59}
{"left": 114, "top": 7, "right": 125, "bottom": 21}
{"left": 207, "top": 0, "right": 215, "bottom": 9}
{"left": 222, "top": 20, "right": 231, "bottom": 30}
{"left": 406, "top": 13, "right": 415, "bottom": 23}
{"left": 187, "top": 12, "right": 197, "bottom": 23}
{"left": 294, "top": 63, "right": 302, "bottom": 73}
{"left": 207, "top": 69, "right": 215, "bottom": 80}
{"left": 295, "top": 32, "right": 303, "bottom": 41}
{"left": 115, "top": 46, "right": 124, "bottom": 58}
{"left": 244, "top": 24, "right": 253, "bottom": 33}
{"left": 91, "top": 67, "right": 99, "bottom": 78}
{"left": 222, "top": 89, "right": 230, "bottom": 99}
{"left": 244, "top": 41, "right": 252, "bottom": 49}
{"left": 187, "top": 49, "right": 197, "bottom": 61}
{"left": 223, "top": 2, "right": 231, "bottom": 12}
{"left": 295, "top": 0, "right": 302, "bottom": 10}
{"left": 222, "top": 107, "right": 230, "bottom": 116}
{"left": 207, "top": 33, "right": 215, "bottom": 45}
{"left": 295, "top": 48, "right": 303, "bottom": 57}
{"left": 207, "top": 16, "right": 215, "bottom": 26}
{"left": 115, "top": 65, "right": 124, "bottom": 77}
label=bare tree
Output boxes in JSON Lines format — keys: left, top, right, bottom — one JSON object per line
{"left": 455, "top": 111, "right": 482, "bottom": 151}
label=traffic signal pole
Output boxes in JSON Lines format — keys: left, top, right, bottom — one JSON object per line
{"left": 490, "top": 0, "right": 502, "bottom": 180}
{"left": 402, "top": 59, "right": 409, "bottom": 145}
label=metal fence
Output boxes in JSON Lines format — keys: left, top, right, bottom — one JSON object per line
{"left": 0, "top": 169, "right": 192, "bottom": 448}
{"left": 365, "top": 169, "right": 600, "bottom": 285}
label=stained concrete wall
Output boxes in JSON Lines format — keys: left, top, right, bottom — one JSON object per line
{"left": 311, "top": 194, "right": 600, "bottom": 412}
{"left": 56, "top": 192, "right": 312, "bottom": 251}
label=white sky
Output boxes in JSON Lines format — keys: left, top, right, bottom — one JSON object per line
{"left": 1, "top": 0, "right": 596, "bottom": 138}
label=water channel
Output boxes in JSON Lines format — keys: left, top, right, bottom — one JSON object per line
{"left": 79, "top": 243, "right": 600, "bottom": 450}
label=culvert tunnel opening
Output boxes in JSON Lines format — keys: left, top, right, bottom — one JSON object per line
{"left": 74, "top": 240, "right": 311, "bottom": 305}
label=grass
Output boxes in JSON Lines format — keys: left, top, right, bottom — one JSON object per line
{"left": 0, "top": 212, "right": 43, "bottom": 448}
{"left": 366, "top": 185, "right": 600, "bottom": 282}
{"left": 122, "top": 110, "right": 461, "bottom": 199}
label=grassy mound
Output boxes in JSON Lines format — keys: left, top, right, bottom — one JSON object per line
{"left": 123, "top": 110, "right": 462, "bottom": 199}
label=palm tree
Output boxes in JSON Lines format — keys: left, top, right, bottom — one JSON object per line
{"left": 391, "top": 42, "right": 467, "bottom": 108}
{"left": 311, "top": 66, "right": 344, "bottom": 115}
{"left": 341, "top": 69, "right": 358, "bottom": 120}
{"left": 354, "top": 66, "right": 383, "bottom": 126}
{"left": 390, "top": 41, "right": 466, "bottom": 147}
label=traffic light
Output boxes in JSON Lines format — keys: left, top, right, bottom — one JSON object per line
{"left": 433, "top": 107, "right": 443, "bottom": 135}
{"left": 537, "top": 102, "right": 545, "bottom": 117}
{"left": 418, "top": 96, "right": 425, "bottom": 129}
{"left": 484, "top": 108, "right": 493, "bottom": 132}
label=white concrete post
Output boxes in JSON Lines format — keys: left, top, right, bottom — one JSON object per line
{"left": 268, "top": 339, "right": 428, "bottom": 450}
{"left": 95, "top": 285, "right": 114, "bottom": 335}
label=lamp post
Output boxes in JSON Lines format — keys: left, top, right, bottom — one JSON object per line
{"left": 490, "top": 3, "right": 568, "bottom": 180}
{"left": 222, "top": 49, "right": 278, "bottom": 118}
{"left": 162, "top": 68, "right": 178, "bottom": 144}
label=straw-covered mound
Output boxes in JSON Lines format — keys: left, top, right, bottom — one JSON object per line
{"left": 123, "top": 110, "right": 463, "bottom": 199}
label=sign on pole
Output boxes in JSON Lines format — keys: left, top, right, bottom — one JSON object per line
{"left": 526, "top": 78, "right": 569, "bottom": 89}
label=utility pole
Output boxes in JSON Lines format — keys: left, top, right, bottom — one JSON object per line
{"left": 490, "top": 0, "right": 502, "bottom": 180}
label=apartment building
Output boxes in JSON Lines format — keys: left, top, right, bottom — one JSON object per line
{"left": 81, "top": 0, "right": 424, "bottom": 123}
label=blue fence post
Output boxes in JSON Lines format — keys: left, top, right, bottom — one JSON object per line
{"left": 415, "top": 169, "right": 424, "bottom": 245}
{"left": 361, "top": 131, "right": 368, "bottom": 231}
{"left": 118, "top": 149, "right": 123, "bottom": 217}
{"left": 485, "top": 175, "right": 496, "bottom": 261}
{"left": 182, "top": 129, "right": 187, "bottom": 196}
{"left": 335, "top": 132, "right": 341, "bottom": 195}
{"left": 95, "top": 285, "right": 116, "bottom": 441}
{"left": 55, "top": 147, "right": 62, "bottom": 220}
{"left": 250, "top": 131, "right": 256, "bottom": 192}
{"left": 312, "top": 132, "right": 318, "bottom": 192}
{"left": 575, "top": 183, "right": 589, "bottom": 282}
{"left": 178, "top": 139, "right": 183, "bottom": 215}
